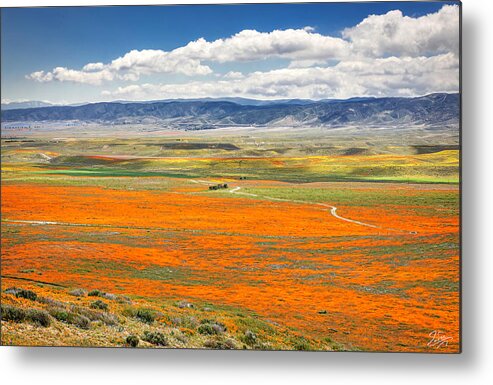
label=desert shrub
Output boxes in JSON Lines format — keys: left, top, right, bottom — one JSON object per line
{"left": 212, "top": 322, "right": 227, "bottom": 333}
{"left": 116, "top": 295, "right": 132, "bottom": 304}
{"left": 169, "top": 315, "right": 198, "bottom": 329}
{"left": 198, "top": 319, "right": 226, "bottom": 335}
{"left": 90, "top": 300, "right": 109, "bottom": 311}
{"left": 4, "top": 287, "right": 21, "bottom": 296}
{"left": 242, "top": 330, "right": 258, "bottom": 346}
{"left": 121, "top": 307, "right": 136, "bottom": 317}
{"left": 88, "top": 290, "right": 102, "bottom": 297}
{"left": 5, "top": 287, "right": 37, "bottom": 301}
{"left": 97, "top": 312, "right": 118, "bottom": 326}
{"left": 292, "top": 337, "right": 312, "bottom": 351}
{"left": 1, "top": 304, "right": 27, "bottom": 322}
{"left": 175, "top": 333, "right": 188, "bottom": 344}
{"left": 203, "top": 338, "right": 237, "bottom": 350}
{"left": 126, "top": 335, "right": 139, "bottom": 348}
{"left": 37, "top": 296, "right": 65, "bottom": 307}
{"left": 73, "top": 306, "right": 117, "bottom": 326}
{"left": 122, "top": 307, "right": 157, "bottom": 324}
{"left": 26, "top": 309, "right": 51, "bottom": 327}
{"left": 197, "top": 323, "right": 216, "bottom": 335}
{"left": 102, "top": 292, "right": 117, "bottom": 300}
{"left": 72, "top": 315, "right": 90, "bottom": 329}
{"left": 18, "top": 289, "right": 38, "bottom": 301}
{"left": 135, "top": 308, "right": 156, "bottom": 324}
{"left": 142, "top": 331, "right": 168, "bottom": 346}
{"left": 69, "top": 288, "right": 87, "bottom": 297}
{"left": 48, "top": 307, "right": 70, "bottom": 322}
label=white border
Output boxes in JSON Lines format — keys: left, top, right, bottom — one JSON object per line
{"left": 2, "top": 1, "right": 493, "bottom": 385}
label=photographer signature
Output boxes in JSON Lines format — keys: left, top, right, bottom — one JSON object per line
{"left": 427, "top": 330, "right": 452, "bottom": 349}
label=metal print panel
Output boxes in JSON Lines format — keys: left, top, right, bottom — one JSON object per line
{"left": 0, "top": 1, "right": 461, "bottom": 352}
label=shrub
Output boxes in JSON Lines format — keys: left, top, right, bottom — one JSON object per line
{"left": 88, "top": 289, "right": 102, "bottom": 297}
{"left": 204, "top": 338, "right": 237, "bottom": 350}
{"left": 243, "top": 330, "right": 257, "bottom": 346}
{"left": 37, "top": 296, "right": 65, "bottom": 307}
{"left": 135, "top": 308, "right": 156, "bottom": 324}
{"left": 102, "top": 292, "right": 117, "bottom": 301}
{"left": 72, "top": 315, "right": 90, "bottom": 329}
{"left": 1, "top": 304, "right": 27, "bottom": 322}
{"left": 5, "top": 287, "right": 37, "bottom": 301}
{"left": 72, "top": 306, "right": 117, "bottom": 326}
{"left": 69, "top": 288, "right": 87, "bottom": 297}
{"left": 198, "top": 324, "right": 218, "bottom": 335}
{"left": 197, "top": 324, "right": 215, "bottom": 335}
{"left": 90, "top": 300, "right": 108, "bottom": 311}
{"left": 292, "top": 337, "right": 312, "bottom": 351}
{"left": 116, "top": 295, "right": 132, "bottom": 304}
{"left": 212, "top": 322, "right": 227, "bottom": 334}
{"left": 126, "top": 335, "right": 139, "bottom": 348}
{"left": 142, "top": 331, "right": 168, "bottom": 346}
{"left": 48, "top": 307, "right": 70, "bottom": 322}
{"left": 26, "top": 309, "right": 51, "bottom": 327}
{"left": 121, "top": 307, "right": 136, "bottom": 317}
{"left": 198, "top": 319, "right": 226, "bottom": 335}
{"left": 4, "top": 287, "right": 21, "bottom": 296}
{"left": 97, "top": 312, "right": 118, "bottom": 326}
{"left": 18, "top": 289, "right": 38, "bottom": 301}
{"left": 175, "top": 333, "right": 188, "bottom": 344}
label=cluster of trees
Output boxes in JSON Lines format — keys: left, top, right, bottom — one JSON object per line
{"left": 209, "top": 183, "right": 228, "bottom": 190}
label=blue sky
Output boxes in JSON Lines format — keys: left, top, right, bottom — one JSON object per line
{"left": 1, "top": 2, "right": 460, "bottom": 104}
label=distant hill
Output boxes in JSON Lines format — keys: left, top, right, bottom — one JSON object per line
{"left": 111, "top": 97, "right": 318, "bottom": 106}
{"left": 1, "top": 93, "right": 459, "bottom": 129}
{"left": 1, "top": 101, "right": 54, "bottom": 110}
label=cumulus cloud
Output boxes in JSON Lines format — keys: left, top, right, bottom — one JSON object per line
{"left": 26, "top": 51, "right": 212, "bottom": 85}
{"left": 172, "top": 28, "right": 349, "bottom": 63}
{"left": 27, "top": 27, "right": 349, "bottom": 85}
{"left": 343, "top": 4, "right": 459, "bottom": 57}
{"left": 26, "top": 70, "right": 54, "bottom": 82}
{"left": 26, "top": 4, "right": 459, "bottom": 99}
{"left": 102, "top": 53, "right": 458, "bottom": 100}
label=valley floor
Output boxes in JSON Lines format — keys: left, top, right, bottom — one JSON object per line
{"left": 1, "top": 130, "right": 460, "bottom": 352}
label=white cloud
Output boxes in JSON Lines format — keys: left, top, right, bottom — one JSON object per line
{"left": 103, "top": 53, "right": 458, "bottom": 101}
{"left": 26, "top": 51, "right": 212, "bottom": 85}
{"left": 82, "top": 62, "right": 105, "bottom": 72}
{"left": 26, "top": 4, "right": 459, "bottom": 100}
{"left": 26, "top": 70, "right": 54, "bottom": 82}
{"left": 343, "top": 4, "right": 459, "bottom": 57}
{"left": 224, "top": 71, "right": 244, "bottom": 79}
{"left": 171, "top": 28, "right": 349, "bottom": 63}
{"left": 27, "top": 27, "right": 349, "bottom": 85}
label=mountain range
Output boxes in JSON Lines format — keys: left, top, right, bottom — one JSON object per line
{"left": 1, "top": 100, "right": 54, "bottom": 110}
{"left": 1, "top": 93, "right": 459, "bottom": 129}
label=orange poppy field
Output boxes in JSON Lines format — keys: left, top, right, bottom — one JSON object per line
{"left": 1, "top": 133, "right": 460, "bottom": 352}
{"left": 0, "top": 136, "right": 460, "bottom": 352}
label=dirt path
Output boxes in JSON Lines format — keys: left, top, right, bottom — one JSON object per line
{"left": 230, "top": 186, "right": 415, "bottom": 233}
{"left": 190, "top": 179, "right": 382, "bottom": 229}
{"left": 228, "top": 186, "right": 381, "bottom": 229}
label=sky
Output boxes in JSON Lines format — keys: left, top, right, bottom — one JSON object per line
{"left": 1, "top": 1, "right": 460, "bottom": 104}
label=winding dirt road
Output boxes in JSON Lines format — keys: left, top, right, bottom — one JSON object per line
{"left": 228, "top": 186, "right": 381, "bottom": 229}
